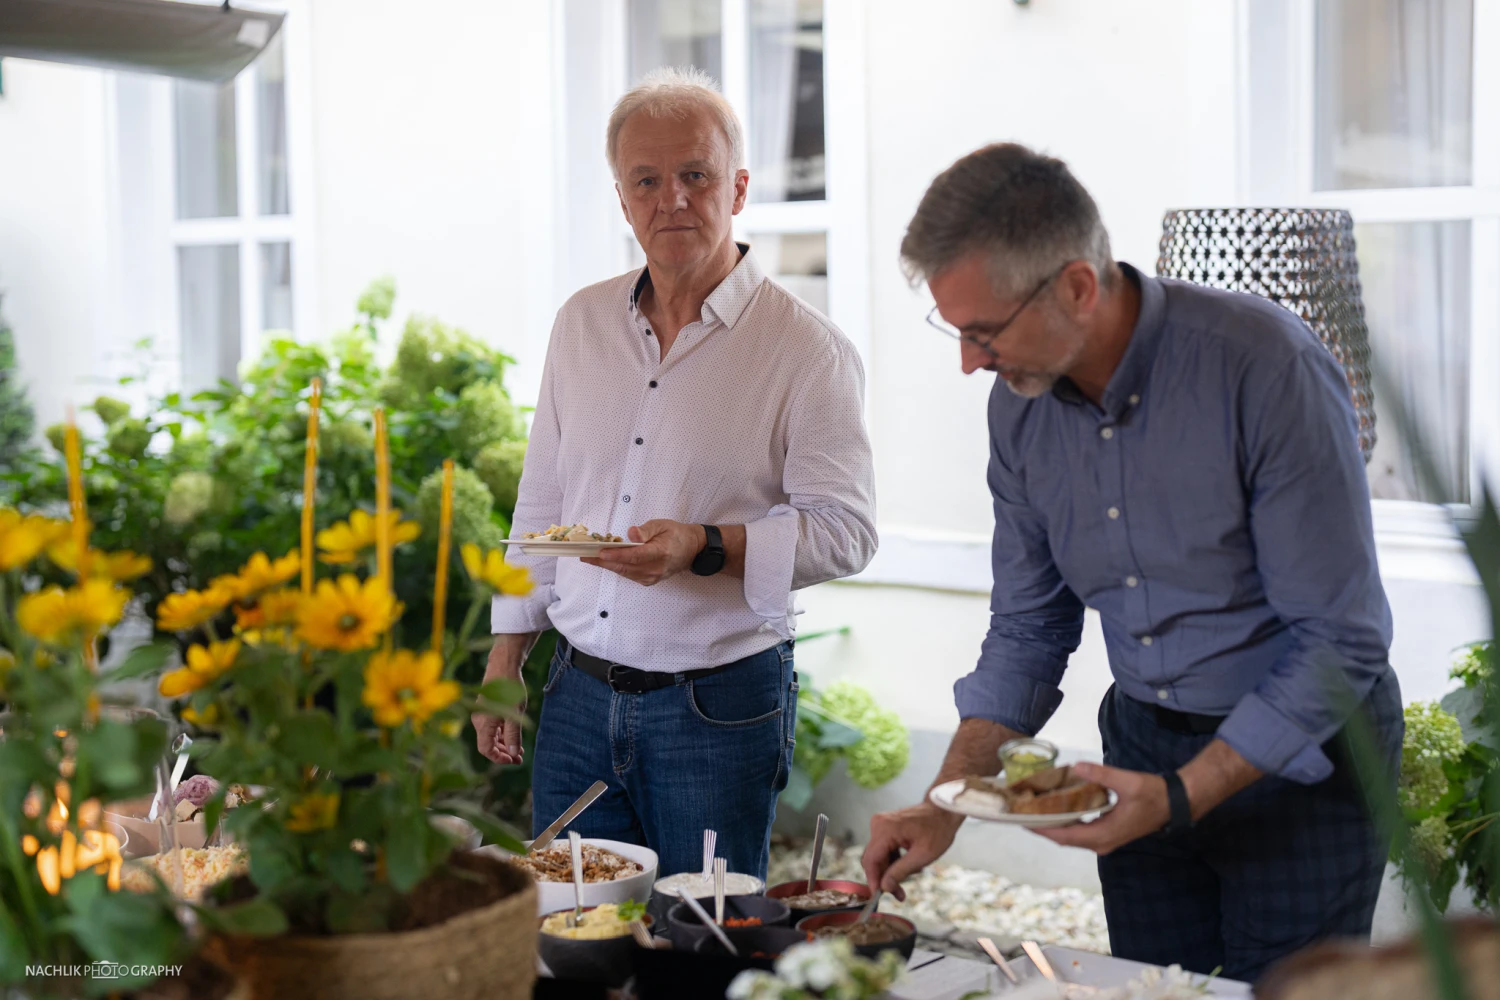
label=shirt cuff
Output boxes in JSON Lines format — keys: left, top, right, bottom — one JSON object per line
{"left": 1217, "top": 691, "right": 1334, "bottom": 784}
{"left": 952, "top": 667, "right": 1064, "bottom": 737}
{"left": 742, "top": 505, "right": 799, "bottom": 622}
{"left": 490, "top": 586, "right": 555, "bottom": 635}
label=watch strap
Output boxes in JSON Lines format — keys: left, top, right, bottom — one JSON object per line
{"left": 1160, "top": 770, "right": 1193, "bottom": 835}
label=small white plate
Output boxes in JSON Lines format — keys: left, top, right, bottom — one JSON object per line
{"left": 927, "top": 778, "right": 1117, "bottom": 828}
{"left": 510, "top": 540, "right": 643, "bottom": 558}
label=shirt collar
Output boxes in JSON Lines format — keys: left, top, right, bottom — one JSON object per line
{"left": 628, "top": 242, "right": 763, "bottom": 330}
{"left": 1051, "top": 261, "right": 1165, "bottom": 416}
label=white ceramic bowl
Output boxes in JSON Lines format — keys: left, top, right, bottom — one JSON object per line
{"left": 473, "top": 837, "right": 658, "bottom": 916}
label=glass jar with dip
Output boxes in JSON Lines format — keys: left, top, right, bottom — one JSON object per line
{"left": 999, "top": 738, "right": 1058, "bottom": 784}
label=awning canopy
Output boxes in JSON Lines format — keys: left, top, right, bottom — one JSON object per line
{"left": 0, "top": 0, "right": 284, "bottom": 83}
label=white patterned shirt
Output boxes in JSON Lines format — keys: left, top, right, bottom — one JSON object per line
{"left": 491, "top": 246, "right": 877, "bottom": 671}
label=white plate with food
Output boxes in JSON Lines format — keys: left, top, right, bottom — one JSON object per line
{"left": 477, "top": 837, "right": 658, "bottom": 915}
{"left": 928, "top": 765, "right": 1117, "bottom": 828}
{"left": 509, "top": 524, "right": 643, "bottom": 558}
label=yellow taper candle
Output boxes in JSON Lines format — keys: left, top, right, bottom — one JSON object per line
{"left": 431, "top": 460, "right": 454, "bottom": 652}
{"left": 374, "top": 408, "right": 392, "bottom": 592}
{"left": 63, "top": 408, "right": 89, "bottom": 579}
{"left": 301, "top": 379, "right": 323, "bottom": 595}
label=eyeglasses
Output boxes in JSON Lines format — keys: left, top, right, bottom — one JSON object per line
{"left": 925, "top": 263, "right": 1069, "bottom": 355}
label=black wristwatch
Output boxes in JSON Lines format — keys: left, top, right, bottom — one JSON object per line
{"left": 690, "top": 524, "right": 726, "bottom": 576}
{"left": 1158, "top": 770, "right": 1193, "bottom": 836}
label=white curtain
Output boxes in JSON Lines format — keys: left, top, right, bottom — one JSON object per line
{"left": 749, "top": 0, "right": 800, "bottom": 202}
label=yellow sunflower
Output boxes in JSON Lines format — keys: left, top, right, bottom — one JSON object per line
{"left": 295, "top": 575, "right": 401, "bottom": 652}
{"left": 285, "top": 791, "right": 340, "bottom": 833}
{"left": 155, "top": 582, "right": 236, "bottom": 632}
{"left": 0, "top": 510, "right": 66, "bottom": 572}
{"left": 233, "top": 550, "right": 300, "bottom": 597}
{"left": 316, "top": 510, "right": 420, "bottom": 564}
{"left": 158, "top": 639, "right": 241, "bottom": 698}
{"left": 460, "top": 543, "right": 534, "bottom": 596}
{"left": 233, "top": 587, "right": 303, "bottom": 633}
{"left": 44, "top": 537, "right": 152, "bottom": 582}
{"left": 181, "top": 703, "right": 220, "bottom": 727}
{"left": 16, "top": 580, "right": 129, "bottom": 644}
{"left": 361, "top": 648, "right": 461, "bottom": 729}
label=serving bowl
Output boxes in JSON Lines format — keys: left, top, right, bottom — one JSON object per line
{"left": 666, "top": 894, "right": 791, "bottom": 950}
{"left": 796, "top": 910, "right": 917, "bottom": 962}
{"left": 474, "top": 838, "right": 658, "bottom": 916}
{"left": 537, "top": 907, "right": 654, "bottom": 986}
{"left": 765, "top": 878, "right": 872, "bottom": 924}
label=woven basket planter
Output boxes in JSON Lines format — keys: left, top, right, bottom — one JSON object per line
{"left": 213, "top": 853, "right": 537, "bottom": 1000}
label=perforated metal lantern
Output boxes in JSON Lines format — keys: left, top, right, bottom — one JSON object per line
{"left": 1155, "top": 208, "right": 1376, "bottom": 462}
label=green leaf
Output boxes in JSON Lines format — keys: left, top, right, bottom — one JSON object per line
{"left": 197, "top": 896, "right": 288, "bottom": 937}
{"left": 0, "top": 902, "right": 29, "bottom": 982}
{"left": 322, "top": 846, "right": 369, "bottom": 895}
{"left": 273, "top": 711, "right": 341, "bottom": 770}
{"left": 107, "top": 640, "right": 176, "bottom": 681}
{"left": 476, "top": 678, "right": 526, "bottom": 705}
{"left": 814, "top": 716, "right": 864, "bottom": 750}
{"left": 779, "top": 765, "right": 814, "bottom": 811}
{"left": 432, "top": 799, "right": 527, "bottom": 855}
{"left": 385, "top": 806, "right": 430, "bottom": 894}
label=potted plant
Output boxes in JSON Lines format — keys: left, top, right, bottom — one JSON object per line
{"left": 108, "top": 400, "right": 540, "bottom": 1000}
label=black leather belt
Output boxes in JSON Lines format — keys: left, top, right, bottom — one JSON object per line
{"left": 563, "top": 641, "right": 740, "bottom": 695}
{"left": 1153, "top": 704, "right": 1227, "bottom": 736}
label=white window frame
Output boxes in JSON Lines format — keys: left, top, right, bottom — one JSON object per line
{"left": 558, "top": 0, "right": 870, "bottom": 374}
{"left": 1243, "top": 0, "right": 1500, "bottom": 514}
{"left": 105, "top": 0, "right": 318, "bottom": 395}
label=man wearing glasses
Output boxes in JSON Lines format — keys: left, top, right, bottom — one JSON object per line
{"left": 862, "top": 143, "right": 1400, "bottom": 983}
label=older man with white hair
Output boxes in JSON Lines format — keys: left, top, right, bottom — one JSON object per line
{"left": 473, "top": 68, "right": 876, "bottom": 879}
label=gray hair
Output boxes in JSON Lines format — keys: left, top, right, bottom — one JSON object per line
{"left": 606, "top": 67, "right": 746, "bottom": 181}
{"left": 900, "top": 143, "right": 1114, "bottom": 299}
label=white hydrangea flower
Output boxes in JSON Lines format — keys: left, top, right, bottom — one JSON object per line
{"left": 774, "top": 939, "right": 852, "bottom": 992}
{"left": 726, "top": 970, "right": 786, "bottom": 1000}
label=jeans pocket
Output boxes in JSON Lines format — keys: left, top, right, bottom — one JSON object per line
{"left": 542, "top": 652, "right": 567, "bottom": 696}
{"left": 686, "top": 663, "right": 783, "bottom": 729}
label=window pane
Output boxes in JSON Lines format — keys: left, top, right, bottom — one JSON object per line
{"left": 1314, "top": 0, "right": 1473, "bottom": 190}
{"left": 256, "top": 31, "right": 290, "bottom": 216}
{"left": 628, "top": 0, "right": 722, "bottom": 85}
{"left": 750, "top": 232, "right": 827, "bottom": 313}
{"left": 1358, "top": 222, "right": 1470, "bottom": 504}
{"left": 749, "top": 0, "right": 825, "bottom": 203}
{"left": 178, "top": 245, "right": 241, "bottom": 392}
{"left": 174, "top": 80, "right": 238, "bottom": 219}
{"left": 260, "top": 242, "right": 294, "bottom": 333}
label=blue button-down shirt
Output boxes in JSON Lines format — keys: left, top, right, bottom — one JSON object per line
{"left": 955, "top": 263, "right": 1393, "bottom": 784}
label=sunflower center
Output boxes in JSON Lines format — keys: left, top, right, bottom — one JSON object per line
{"left": 337, "top": 613, "right": 361, "bottom": 630}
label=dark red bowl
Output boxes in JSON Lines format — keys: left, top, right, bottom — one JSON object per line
{"left": 765, "top": 879, "right": 871, "bottom": 924}
{"left": 796, "top": 910, "right": 917, "bottom": 962}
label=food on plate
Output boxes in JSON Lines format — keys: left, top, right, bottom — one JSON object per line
{"left": 540, "top": 902, "right": 636, "bottom": 940}
{"left": 512, "top": 841, "right": 643, "bottom": 883}
{"left": 959, "top": 765, "right": 1109, "bottom": 815}
{"left": 120, "top": 845, "right": 249, "bottom": 900}
{"left": 811, "top": 916, "right": 909, "bottom": 946}
{"left": 522, "top": 524, "right": 624, "bottom": 543}
{"left": 169, "top": 779, "right": 256, "bottom": 823}
{"left": 653, "top": 870, "right": 764, "bottom": 898}
{"left": 778, "top": 888, "right": 863, "bottom": 910}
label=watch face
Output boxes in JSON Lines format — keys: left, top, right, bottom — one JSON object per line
{"left": 692, "top": 548, "right": 726, "bottom": 576}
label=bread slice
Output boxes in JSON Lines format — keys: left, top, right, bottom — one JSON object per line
{"left": 955, "top": 766, "right": 1109, "bottom": 815}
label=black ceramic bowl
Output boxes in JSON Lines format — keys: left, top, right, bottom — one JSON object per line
{"left": 692, "top": 925, "right": 812, "bottom": 966}
{"left": 765, "top": 878, "right": 872, "bottom": 924}
{"left": 537, "top": 907, "right": 655, "bottom": 986}
{"left": 666, "top": 894, "right": 792, "bottom": 949}
{"left": 795, "top": 910, "right": 917, "bottom": 963}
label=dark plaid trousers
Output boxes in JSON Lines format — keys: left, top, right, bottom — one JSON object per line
{"left": 1096, "top": 670, "right": 1403, "bottom": 985}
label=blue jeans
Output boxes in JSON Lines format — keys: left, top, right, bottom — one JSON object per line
{"left": 530, "top": 636, "right": 797, "bottom": 881}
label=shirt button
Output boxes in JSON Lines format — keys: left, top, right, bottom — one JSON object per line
{"left": 599, "top": 610, "right": 609, "bottom": 619}
{"left": 634, "top": 437, "right": 644, "bottom": 445}
{"left": 1129, "top": 394, "right": 1141, "bottom": 406}
{"left": 649, "top": 380, "right": 658, "bottom": 388}
{"left": 1125, "top": 576, "right": 1139, "bottom": 588}
{"left": 1157, "top": 688, "right": 1169, "bottom": 700}
{"left": 1100, "top": 427, "right": 1115, "bottom": 440}
{"left": 1107, "top": 507, "right": 1120, "bottom": 520}
{"left": 622, "top": 495, "right": 630, "bottom": 502}
{"left": 645, "top": 329, "right": 653, "bottom": 337}
{"left": 1141, "top": 635, "right": 1154, "bottom": 646}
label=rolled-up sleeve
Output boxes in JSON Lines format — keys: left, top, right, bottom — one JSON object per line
{"left": 1215, "top": 346, "right": 1393, "bottom": 783}
{"left": 492, "top": 320, "right": 563, "bottom": 635}
{"left": 955, "top": 434, "right": 1084, "bottom": 732}
{"left": 742, "top": 337, "right": 877, "bottom": 621}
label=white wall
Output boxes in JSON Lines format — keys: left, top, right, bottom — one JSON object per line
{"left": 303, "top": 0, "right": 560, "bottom": 401}
{"left": 0, "top": 58, "right": 116, "bottom": 433}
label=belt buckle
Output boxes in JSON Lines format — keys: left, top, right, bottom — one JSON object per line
{"left": 605, "top": 663, "right": 642, "bottom": 695}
